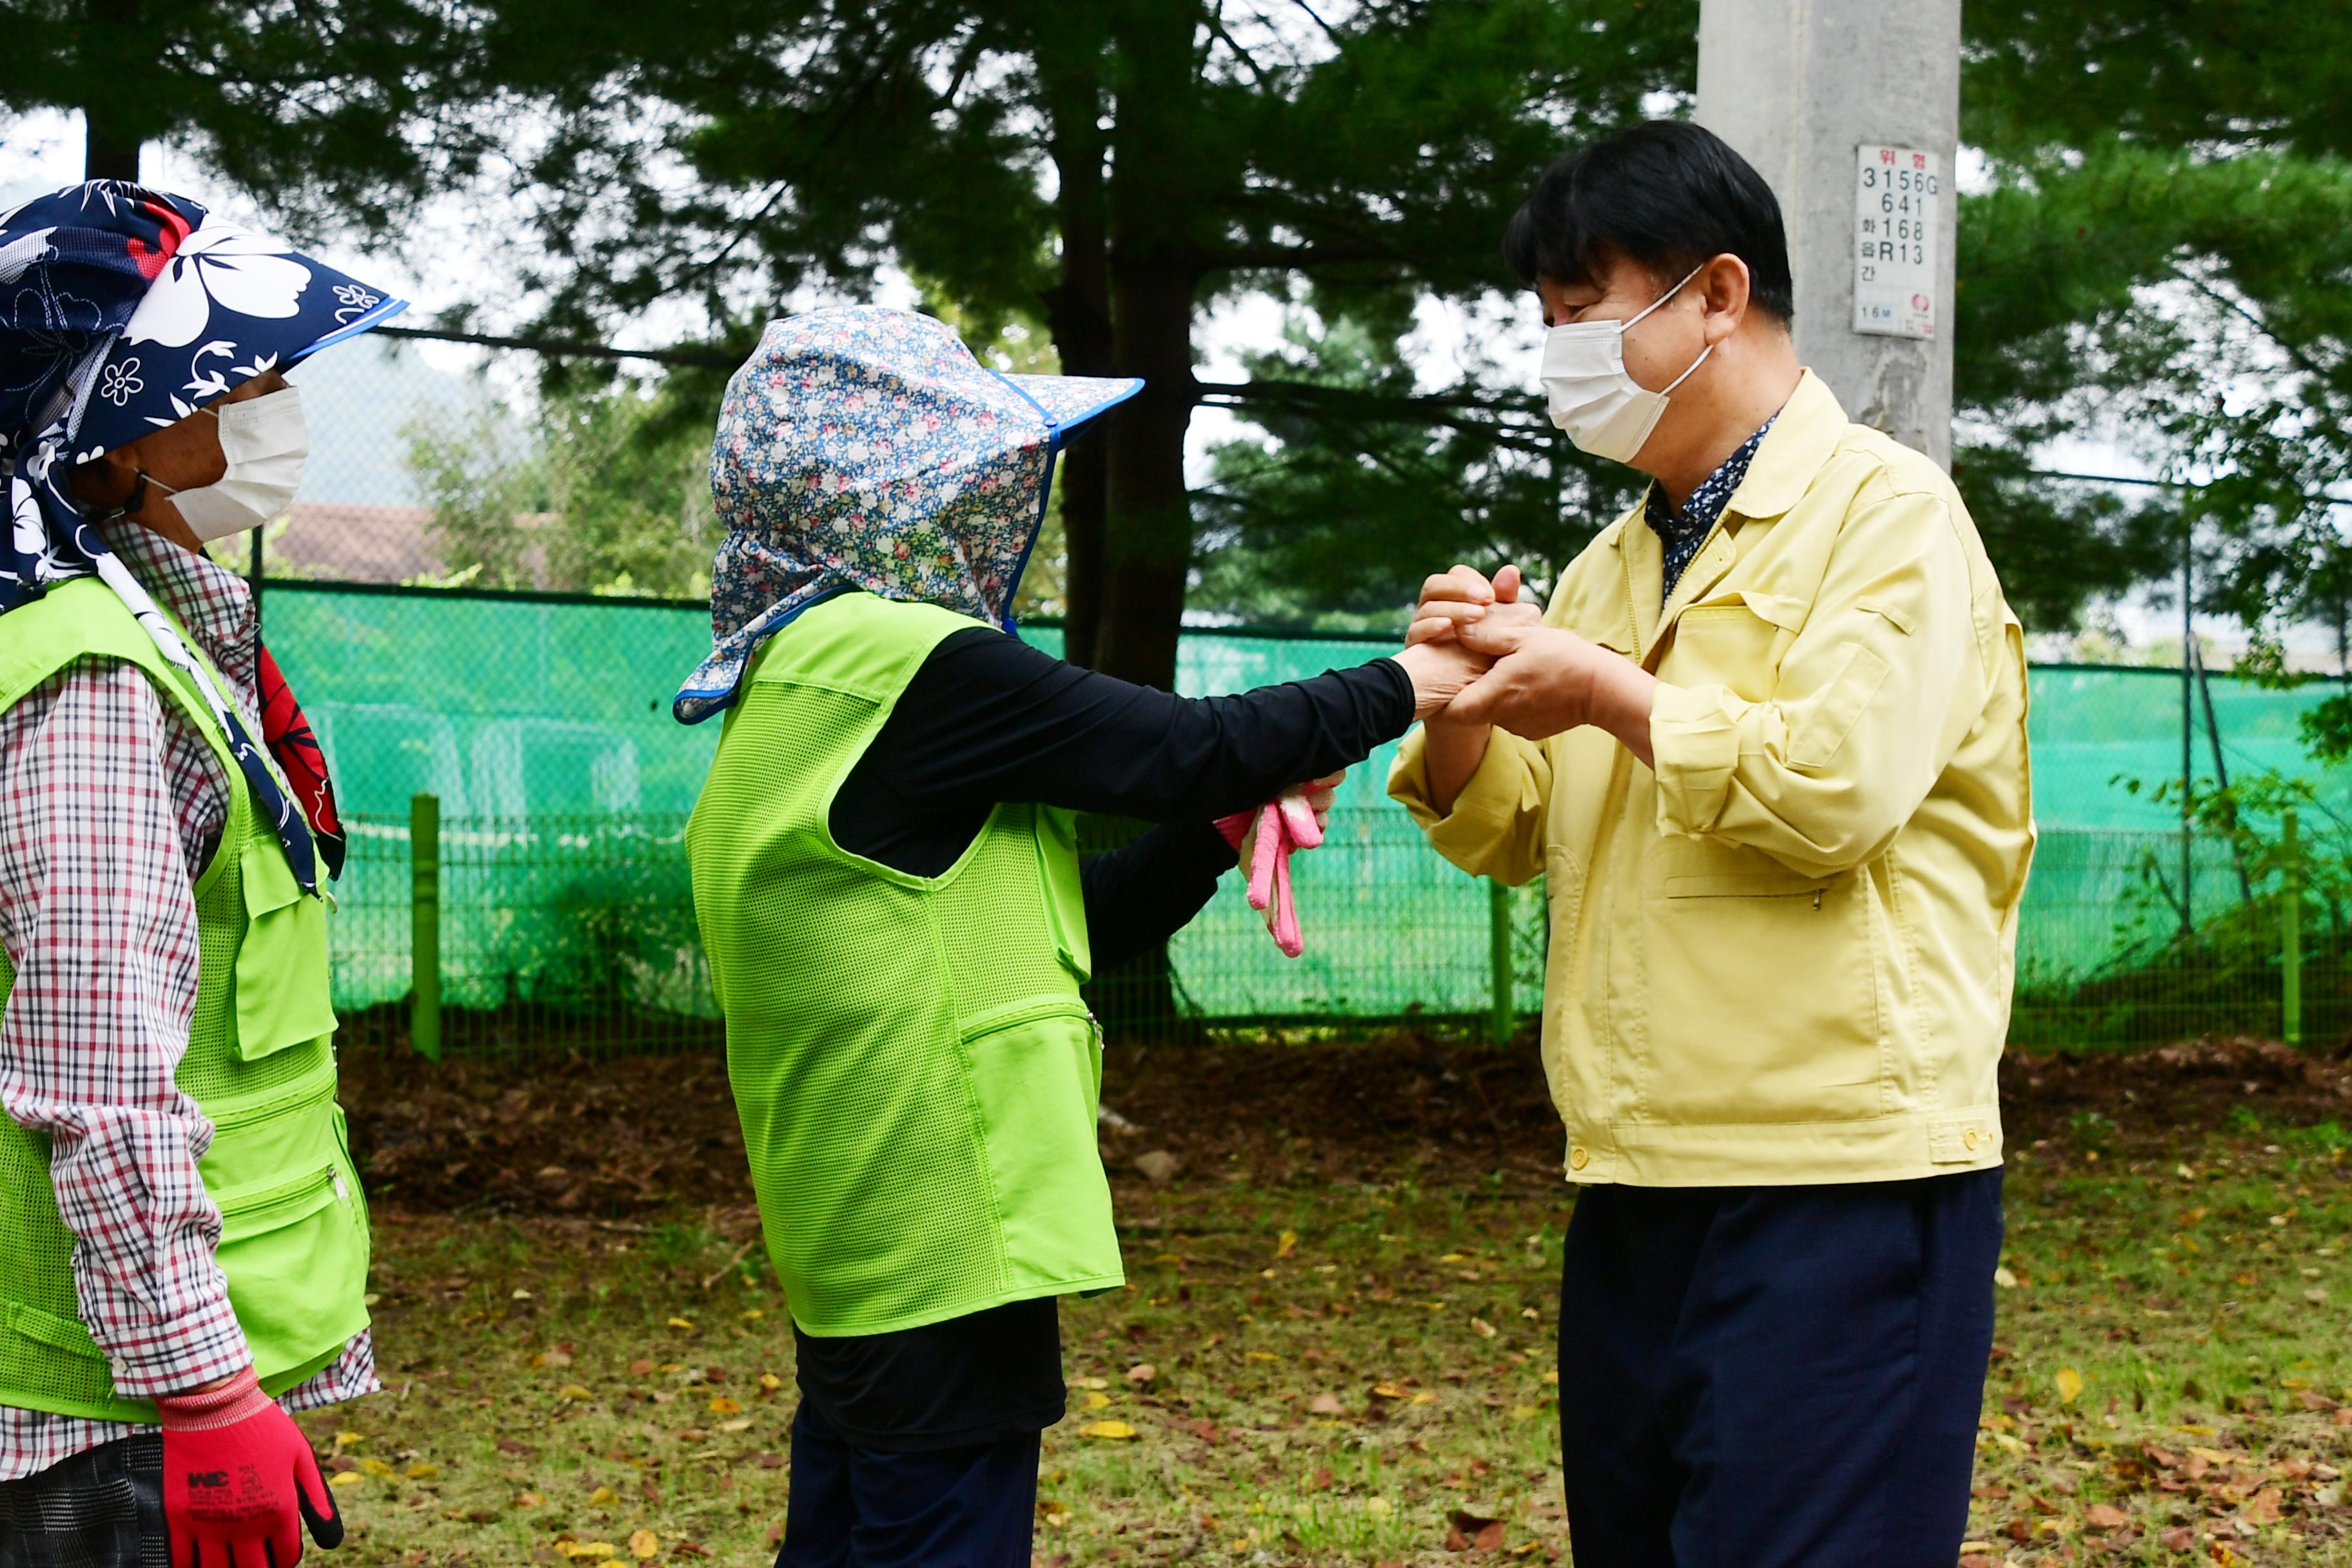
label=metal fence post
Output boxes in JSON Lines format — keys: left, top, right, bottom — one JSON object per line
{"left": 411, "top": 792, "right": 442, "bottom": 1061}
{"left": 2282, "top": 807, "right": 2302, "bottom": 1050}
{"left": 1488, "top": 879, "right": 1513, "bottom": 1046}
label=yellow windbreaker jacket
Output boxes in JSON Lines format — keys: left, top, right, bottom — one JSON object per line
{"left": 1391, "top": 371, "right": 2034, "bottom": 1186}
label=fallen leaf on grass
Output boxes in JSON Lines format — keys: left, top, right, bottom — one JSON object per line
{"left": 333, "top": 1431, "right": 368, "bottom": 1449}
{"left": 329, "top": 1472, "right": 363, "bottom": 1489}
{"left": 629, "top": 1359, "right": 655, "bottom": 1378}
{"left": 627, "top": 1530, "right": 660, "bottom": 1560}
{"left": 1370, "top": 1382, "right": 1409, "bottom": 1400}
{"left": 1469, "top": 1317, "right": 1497, "bottom": 1338}
{"left": 1276, "top": 1229, "right": 1298, "bottom": 1259}
{"left": 358, "top": 1458, "right": 397, "bottom": 1478}
{"left": 560, "top": 1544, "right": 616, "bottom": 1562}
{"left": 1445, "top": 1510, "right": 1505, "bottom": 1551}
{"left": 498, "top": 1439, "right": 538, "bottom": 1457}
{"left": 665, "top": 1317, "right": 694, "bottom": 1331}
{"left": 1081, "top": 1420, "right": 1137, "bottom": 1440}
{"left": 406, "top": 1462, "right": 439, "bottom": 1480}
{"left": 2055, "top": 1367, "right": 2084, "bottom": 1405}
{"left": 707, "top": 1396, "right": 740, "bottom": 1415}
{"left": 2240, "top": 1487, "right": 2285, "bottom": 1525}
{"left": 1994, "top": 1266, "right": 2019, "bottom": 1288}
{"left": 2084, "top": 1503, "right": 2130, "bottom": 1529}
{"left": 758, "top": 1373, "right": 782, "bottom": 1392}
{"left": 1082, "top": 1391, "right": 1111, "bottom": 1410}
{"left": 558, "top": 1384, "right": 593, "bottom": 1402}
{"left": 1308, "top": 1394, "right": 1345, "bottom": 1416}
{"left": 1133, "top": 1150, "right": 1180, "bottom": 1183}
{"left": 1124, "top": 1363, "right": 1156, "bottom": 1385}
{"left": 1185, "top": 1418, "right": 1220, "bottom": 1445}
{"left": 718, "top": 1418, "right": 754, "bottom": 1433}
{"left": 588, "top": 1486, "right": 618, "bottom": 1506}
{"left": 514, "top": 1492, "right": 546, "bottom": 1507}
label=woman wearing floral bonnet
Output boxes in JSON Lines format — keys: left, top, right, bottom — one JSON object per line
{"left": 682, "top": 307, "right": 1493, "bottom": 1566}
{"left": 0, "top": 181, "right": 404, "bottom": 1568}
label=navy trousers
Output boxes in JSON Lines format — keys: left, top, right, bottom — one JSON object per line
{"left": 774, "top": 1403, "right": 1039, "bottom": 1568}
{"left": 1557, "top": 1168, "right": 2002, "bottom": 1568}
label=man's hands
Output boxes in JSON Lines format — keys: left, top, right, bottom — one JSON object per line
{"left": 1406, "top": 562, "right": 1660, "bottom": 767}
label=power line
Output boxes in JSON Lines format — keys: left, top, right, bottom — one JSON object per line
{"left": 369, "top": 322, "right": 2351, "bottom": 505}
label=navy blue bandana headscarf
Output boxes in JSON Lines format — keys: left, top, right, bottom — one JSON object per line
{"left": 1, "top": 181, "right": 406, "bottom": 894}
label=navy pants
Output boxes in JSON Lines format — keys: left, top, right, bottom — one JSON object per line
{"left": 774, "top": 1403, "right": 1039, "bottom": 1568}
{"left": 1557, "top": 1168, "right": 2002, "bottom": 1568}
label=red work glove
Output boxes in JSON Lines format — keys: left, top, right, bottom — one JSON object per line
{"left": 154, "top": 1366, "right": 342, "bottom": 1568}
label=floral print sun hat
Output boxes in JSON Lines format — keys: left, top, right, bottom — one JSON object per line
{"left": 674, "top": 305, "right": 1142, "bottom": 723}
{"left": 0, "top": 180, "right": 407, "bottom": 895}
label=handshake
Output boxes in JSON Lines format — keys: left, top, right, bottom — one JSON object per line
{"left": 1389, "top": 562, "right": 1656, "bottom": 749}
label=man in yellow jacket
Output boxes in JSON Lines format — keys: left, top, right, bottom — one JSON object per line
{"left": 1394, "top": 122, "right": 2033, "bottom": 1567}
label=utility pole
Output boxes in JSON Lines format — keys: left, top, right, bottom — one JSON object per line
{"left": 1695, "top": 0, "right": 1961, "bottom": 464}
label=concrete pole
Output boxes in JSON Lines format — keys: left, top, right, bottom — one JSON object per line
{"left": 1696, "top": 0, "right": 1961, "bottom": 465}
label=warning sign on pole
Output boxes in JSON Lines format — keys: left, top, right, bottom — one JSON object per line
{"left": 1852, "top": 144, "right": 1938, "bottom": 339}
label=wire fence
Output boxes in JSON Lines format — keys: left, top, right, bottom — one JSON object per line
{"left": 324, "top": 803, "right": 2347, "bottom": 1062}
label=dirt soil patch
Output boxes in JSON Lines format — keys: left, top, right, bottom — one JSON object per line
{"left": 338, "top": 1032, "right": 2352, "bottom": 1219}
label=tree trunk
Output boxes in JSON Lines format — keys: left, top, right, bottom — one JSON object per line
{"left": 1035, "top": 27, "right": 1116, "bottom": 668}
{"left": 1095, "top": 258, "right": 1195, "bottom": 692}
{"left": 1097, "top": 0, "right": 1206, "bottom": 694}
{"left": 81, "top": 0, "right": 145, "bottom": 181}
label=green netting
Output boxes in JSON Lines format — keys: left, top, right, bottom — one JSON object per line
{"left": 264, "top": 583, "right": 2352, "bottom": 1039}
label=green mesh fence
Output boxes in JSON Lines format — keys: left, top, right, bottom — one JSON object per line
{"left": 262, "top": 582, "right": 2352, "bottom": 1055}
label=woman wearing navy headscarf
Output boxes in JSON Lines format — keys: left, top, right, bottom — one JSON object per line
{"left": 0, "top": 181, "right": 404, "bottom": 1568}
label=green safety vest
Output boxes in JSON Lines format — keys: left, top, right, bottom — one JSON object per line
{"left": 686, "top": 591, "right": 1122, "bottom": 1337}
{"left": 0, "top": 578, "right": 369, "bottom": 1421}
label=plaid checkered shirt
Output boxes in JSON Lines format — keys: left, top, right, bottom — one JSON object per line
{"left": 0, "top": 527, "right": 375, "bottom": 1482}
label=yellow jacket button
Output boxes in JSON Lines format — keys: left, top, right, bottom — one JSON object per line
{"left": 1963, "top": 1128, "right": 1981, "bottom": 1152}
{"left": 1569, "top": 1146, "right": 1591, "bottom": 1171}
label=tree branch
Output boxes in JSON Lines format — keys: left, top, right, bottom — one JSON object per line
{"left": 2170, "top": 263, "right": 2337, "bottom": 384}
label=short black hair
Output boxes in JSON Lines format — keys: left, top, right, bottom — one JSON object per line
{"left": 1503, "top": 121, "right": 1794, "bottom": 323}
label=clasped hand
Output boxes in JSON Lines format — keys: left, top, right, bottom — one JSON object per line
{"left": 1405, "top": 564, "right": 1596, "bottom": 738}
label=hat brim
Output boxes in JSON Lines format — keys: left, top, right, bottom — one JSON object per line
{"left": 999, "top": 372, "right": 1144, "bottom": 436}
{"left": 293, "top": 295, "right": 409, "bottom": 365}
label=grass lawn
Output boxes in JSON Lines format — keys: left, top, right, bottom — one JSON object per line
{"left": 319, "top": 1037, "right": 2352, "bottom": 1567}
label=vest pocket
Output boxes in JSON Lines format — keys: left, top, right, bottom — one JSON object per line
{"left": 959, "top": 1003, "right": 1122, "bottom": 1295}
{"left": 235, "top": 835, "right": 339, "bottom": 1061}
{"left": 210, "top": 1155, "right": 371, "bottom": 1382}
{"left": 203, "top": 1079, "right": 372, "bottom": 1380}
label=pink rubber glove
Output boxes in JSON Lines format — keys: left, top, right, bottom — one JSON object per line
{"left": 1214, "top": 787, "right": 1326, "bottom": 958}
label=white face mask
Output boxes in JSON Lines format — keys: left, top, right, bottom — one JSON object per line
{"left": 142, "top": 385, "right": 309, "bottom": 542}
{"left": 1538, "top": 263, "right": 1712, "bottom": 464}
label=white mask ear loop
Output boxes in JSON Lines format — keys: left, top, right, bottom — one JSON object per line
{"left": 1627, "top": 261, "right": 1714, "bottom": 393}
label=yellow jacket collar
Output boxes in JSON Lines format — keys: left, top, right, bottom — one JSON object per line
{"left": 1721, "top": 369, "right": 1847, "bottom": 521}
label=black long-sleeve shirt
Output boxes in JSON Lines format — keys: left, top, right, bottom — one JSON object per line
{"left": 832, "top": 626, "right": 1413, "bottom": 965}
{"left": 796, "top": 627, "right": 1415, "bottom": 1450}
